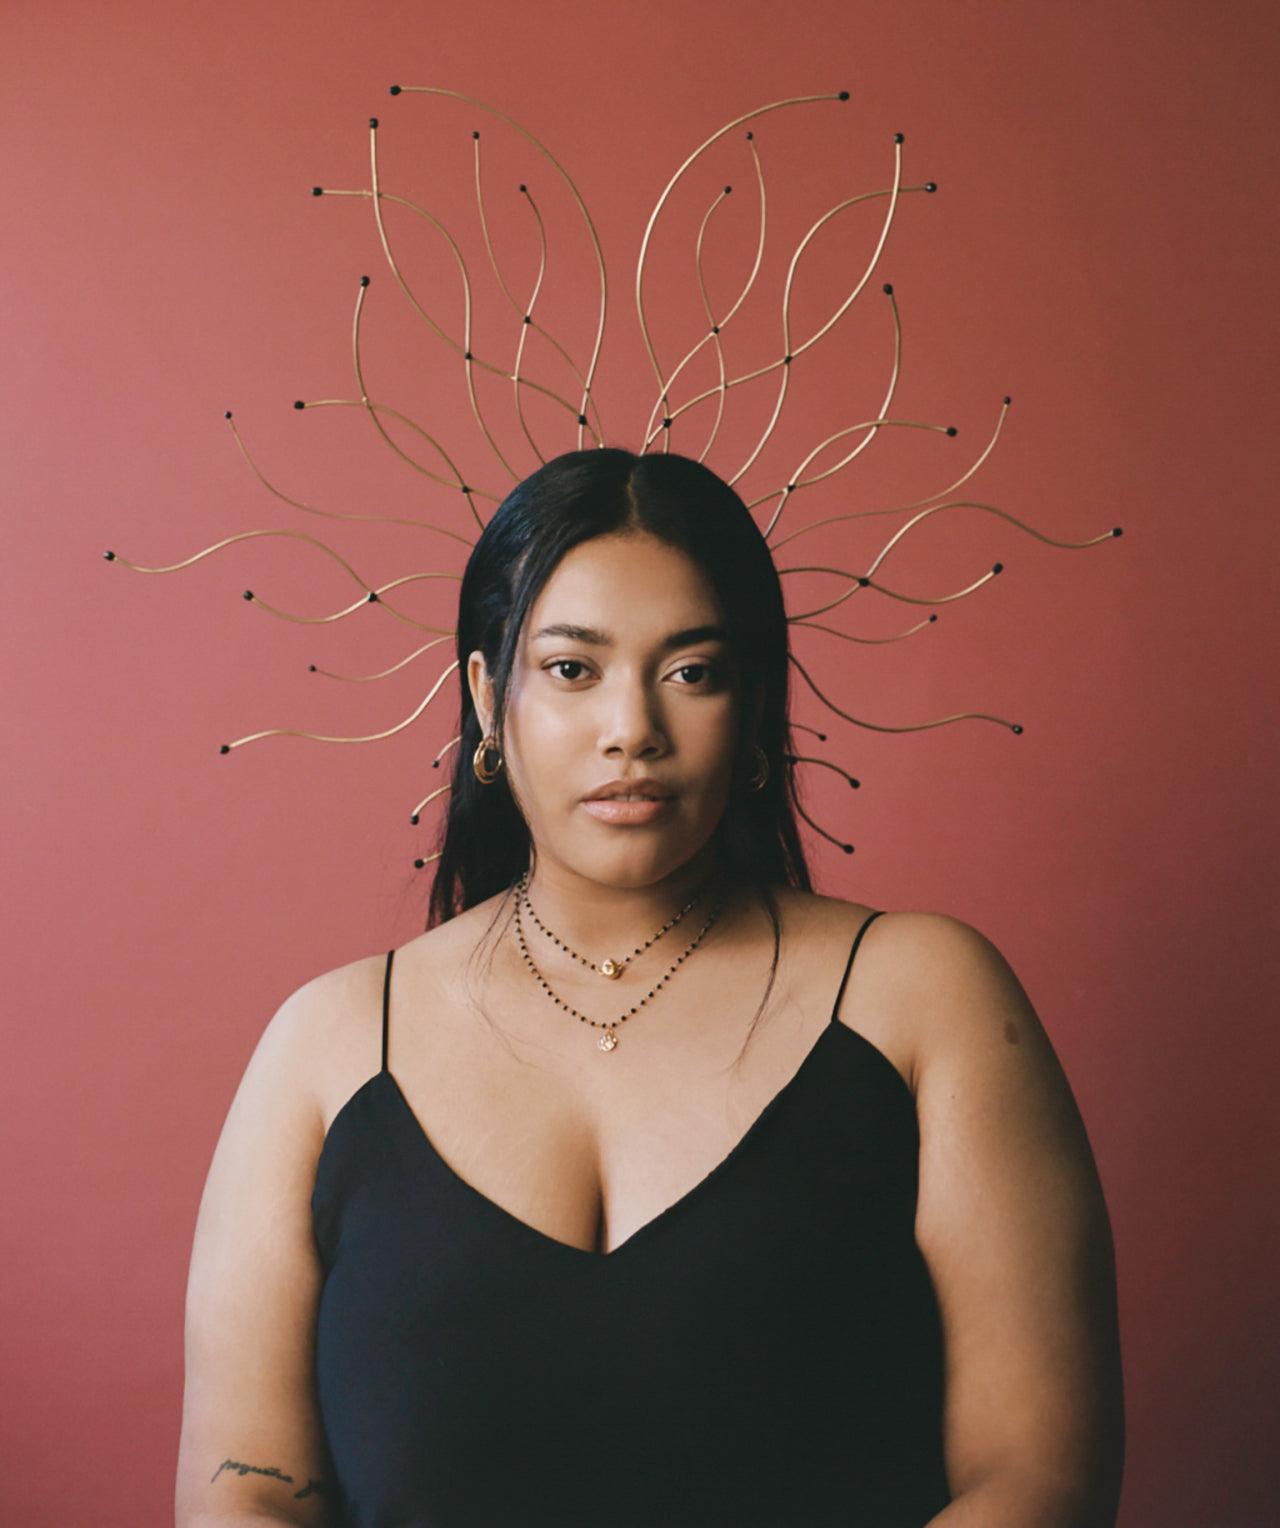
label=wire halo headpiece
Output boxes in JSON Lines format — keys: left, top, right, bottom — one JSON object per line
{"left": 105, "top": 87, "right": 1121, "bottom": 866}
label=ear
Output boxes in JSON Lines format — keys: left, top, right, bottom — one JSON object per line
{"left": 467, "top": 650, "right": 495, "bottom": 736}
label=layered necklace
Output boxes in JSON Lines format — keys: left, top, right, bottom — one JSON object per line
{"left": 514, "top": 873, "right": 722, "bottom": 1051}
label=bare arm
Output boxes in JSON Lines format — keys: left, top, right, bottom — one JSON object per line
{"left": 175, "top": 969, "right": 371, "bottom": 1528}
{"left": 869, "top": 915, "right": 1123, "bottom": 1528}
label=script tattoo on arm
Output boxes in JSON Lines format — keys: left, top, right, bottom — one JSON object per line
{"left": 210, "top": 1460, "right": 333, "bottom": 1500}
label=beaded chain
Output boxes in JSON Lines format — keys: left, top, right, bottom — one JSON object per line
{"left": 513, "top": 893, "right": 724, "bottom": 1051}
{"left": 517, "top": 871, "right": 702, "bottom": 980}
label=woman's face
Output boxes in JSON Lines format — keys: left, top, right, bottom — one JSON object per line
{"left": 470, "top": 532, "right": 740, "bottom": 894}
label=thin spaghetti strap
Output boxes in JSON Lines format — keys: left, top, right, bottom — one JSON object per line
{"left": 830, "top": 911, "right": 885, "bottom": 1023}
{"left": 381, "top": 949, "right": 396, "bottom": 1074}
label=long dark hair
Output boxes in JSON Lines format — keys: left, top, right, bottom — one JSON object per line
{"left": 427, "top": 449, "right": 811, "bottom": 927}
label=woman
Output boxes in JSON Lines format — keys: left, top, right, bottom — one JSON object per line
{"left": 176, "top": 449, "right": 1123, "bottom": 1527}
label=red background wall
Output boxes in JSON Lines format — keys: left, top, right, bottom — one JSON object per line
{"left": 4, "top": 2, "right": 1277, "bottom": 1524}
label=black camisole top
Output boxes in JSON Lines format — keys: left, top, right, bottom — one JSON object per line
{"left": 312, "top": 913, "right": 951, "bottom": 1527}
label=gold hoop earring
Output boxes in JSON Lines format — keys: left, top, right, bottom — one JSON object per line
{"left": 473, "top": 735, "right": 503, "bottom": 785}
{"left": 746, "top": 743, "right": 770, "bottom": 792}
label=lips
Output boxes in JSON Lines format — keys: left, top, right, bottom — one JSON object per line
{"left": 582, "top": 779, "right": 674, "bottom": 802}
{"left": 581, "top": 778, "right": 676, "bottom": 824}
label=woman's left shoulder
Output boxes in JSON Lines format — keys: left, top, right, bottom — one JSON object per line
{"left": 783, "top": 895, "right": 1046, "bottom": 1089}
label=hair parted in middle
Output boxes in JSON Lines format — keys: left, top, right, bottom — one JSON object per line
{"left": 428, "top": 448, "right": 812, "bottom": 926}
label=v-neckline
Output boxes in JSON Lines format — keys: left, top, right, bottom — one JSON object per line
{"left": 372, "top": 1019, "right": 887, "bottom": 1260}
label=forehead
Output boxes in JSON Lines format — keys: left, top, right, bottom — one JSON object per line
{"left": 526, "top": 533, "right": 724, "bottom": 635}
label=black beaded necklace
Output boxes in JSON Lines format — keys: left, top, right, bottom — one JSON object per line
{"left": 512, "top": 889, "right": 724, "bottom": 1052}
{"left": 517, "top": 871, "right": 702, "bottom": 980}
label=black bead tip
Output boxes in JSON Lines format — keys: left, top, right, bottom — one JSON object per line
{"left": 1012, "top": 724, "right": 1024, "bottom": 735}
{"left": 360, "top": 275, "right": 370, "bottom": 287}
{"left": 366, "top": 590, "right": 379, "bottom": 603}
{"left": 929, "top": 613, "right": 938, "bottom": 622}
{"left": 841, "top": 843, "right": 854, "bottom": 855}
{"left": 369, "top": 117, "right": 378, "bottom": 129}
{"left": 946, "top": 426, "right": 958, "bottom": 436}
{"left": 242, "top": 590, "right": 254, "bottom": 600}
{"left": 1003, "top": 395, "right": 1012, "bottom": 405}
{"left": 578, "top": 414, "right": 587, "bottom": 426}
{"left": 293, "top": 400, "right": 305, "bottom": 410}
{"left": 724, "top": 185, "right": 732, "bottom": 195}
{"left": 1112, "top": 527, "right": 1124, "bottom": 537}
{"left": 432, "top": 759, "right": 440, "bottom": 769}
{"left": 519, "top": 183, "right": 527, "bottom": 193}
{"left": 924, "top": 182, "right": 937, "bottom": 193}
{"left": 389, "top": 84, "right": 401, "bottom": 95}
{"left": 662, "top": 418, "right": 673, "bottom": 429}
{"left": 308, "top": 664, "right": 317, "bottom": 672}
{"left": 883, "top": 282, "right": 894, "bottom": 295}
{"left": 219, "top": 744, "right": 230, "bottom": 754}
{"left": 894, "top": 132, "right": 904, "bottom": 144}
{"left": 858, "top": 576, "right": 870, "bottom": 587}
{"left": 838, "top": 90, "right": 850, "bottom": 101}
{"left": 472, "top": 130, "right": 480, "bottom": 139}
{"left": 312, "top": 186, "right": 323, "bottom": 196}
{"left": 460, "top": 485, "right": 471, "bottom": 495}
{"left": 410, "top": 813, "right": 419, "bottom": 825}
{"left": 850, "top": 778, "right": 861, "bottom": 789}
{"left": 224, "top": 410, "right": 233, "bottom": 419}
{"left": 414, "top": 858, "right": 426, "bottom": 869}
{"left": 992, "top": 562, "right": 1004, "bottom": 574}
{"left": 745, "top": 130, "right": 754, "bottom": 140}
{"left": 523, "top": 315, "right": 532, "bottom": 325}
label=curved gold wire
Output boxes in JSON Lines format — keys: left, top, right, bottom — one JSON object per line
{"left": 392, "top": 85, "right": 608, "bottom": 437}
{"left": 224, "top": 412, "right": 476, "bottom": 546}
{"left": 727, "top": 140, "right": 904, "bottom": 485}
{"left": 220, "top": 659, "right": 459, "bottom": 752}
{"left": 246, "top": 571, "right": 459, "bottom": 632}
{"left": 294, "top": 395, "right": 498, "bottom": 512}
{"left": 472, "top": 140, "right": 605, "bottom": 455}
{"left": 308, "top": 633, "right": 455, "bottom": 682}
{"left": 410, "top": 781, "right": 453, "bottom": 820}
{"left": 635, "top": 92, "right": 848, "bottom": 413}
{"left": 791, "top": 614, "right": 937, "bottom": 644}
{"left": 788, "top": 754, "right": 861, "bottom": 788}
{"left": 757, "top": 285, "right": 903, "bottom": 536}
{"left": 784, "top": 562, "right": 1001, "bottom": 621}
{"left": 793, "top": 796, "right": 854, "bottom": 855}
{"left": 768, "top": 397, "right": 1010, "bottom": 551}
{"left": 790, "top": 651, "right": 1022, "bottom": 734}
{"left": 107, "top": 527, "right": 370, "bottom": 579}
{"left": 431, "top": 734, "right": 461, "bottom": 769}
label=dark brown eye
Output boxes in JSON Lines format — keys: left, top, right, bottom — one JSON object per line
{"left": 549, "top": 660, "right": 587, "bottom": 681}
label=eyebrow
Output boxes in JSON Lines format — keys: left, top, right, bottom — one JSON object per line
{"left": 531, "top": 622, "right": 729, "bottom": 650}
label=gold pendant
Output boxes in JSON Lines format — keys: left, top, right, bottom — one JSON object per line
{"left": 599, "top": 959, "right": 621, "bottom": 979}
{"left": 598, "top": 1031, "right": 618, "bottom": 1052}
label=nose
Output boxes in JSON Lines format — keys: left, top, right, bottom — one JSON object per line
{"left": 598, "top": 674, "right": 668, "bottom": 760}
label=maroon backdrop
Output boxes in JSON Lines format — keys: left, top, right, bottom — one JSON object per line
{"left": 4, "top": 2, "right": 1277, "bottom": 1524}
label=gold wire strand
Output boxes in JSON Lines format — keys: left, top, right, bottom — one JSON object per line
{"left": 791, "top": 614, "right": 937, "bottom": 644}
{"left": 472, "top": 140, "right": 604, "bottom": 454}
{"left": 308, "top": 633, "right": 455, "bottom": 682}
{"left": 366, "top": 123, "right": 520, "bottom": 485}
{"left": 348, "top": 275, "right": 494, "bottom": 526}
{"left": 107, "top": 527, "right": 374, "bottom": 579}
{"left": 224, "top": 412, "right": 476, "bottom": 546}
{"left": 635, "top": 92, "right": 848, "bottom": 415}
{"left": 788, "top": 754, "right": 861, "bottom": 788}
{"left": 413, "top": 850, "right": 443, "bottom": 869}
{"left": 247, "top": 571, "right": 458, "bottom": 631}
{"left": 410, "top": 781, "right": 452, "bottom": 820}
{"left": 758, "top": 284, "right": 903, "bottom": 535}
{"left": 643, "top": 181, "right": 924, "bottom": 455}
{"left": 392, "top": 86, "right": 608, "bottom": 442}
{"left": 295, "top": 397, "right": 500, "bottom": 511}
{"left": 641, "top": 130, "right": 769, "bottom": 458}
{"left": 768, "top": 397, "right": 1014, "bottom": 552}
{"left": 220, "top": 659, "right": 459, "bottom": 753}
{"left": 726, "top": 142, "right": 904, "bottom": 486}
{"left": 791, "top": 721, "right": 829, "bottom": 741}
{"left": 790, "top": 651, "right": 1021, "bottom": 734}
{"left": 784, "top": 562, "right": 1000, "bottom": 621}
{"left": 793, "top": 795, "right": 854, "bottom": 854}
{"left": 432, "top": 734, "right": 461, "bottom": 768}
